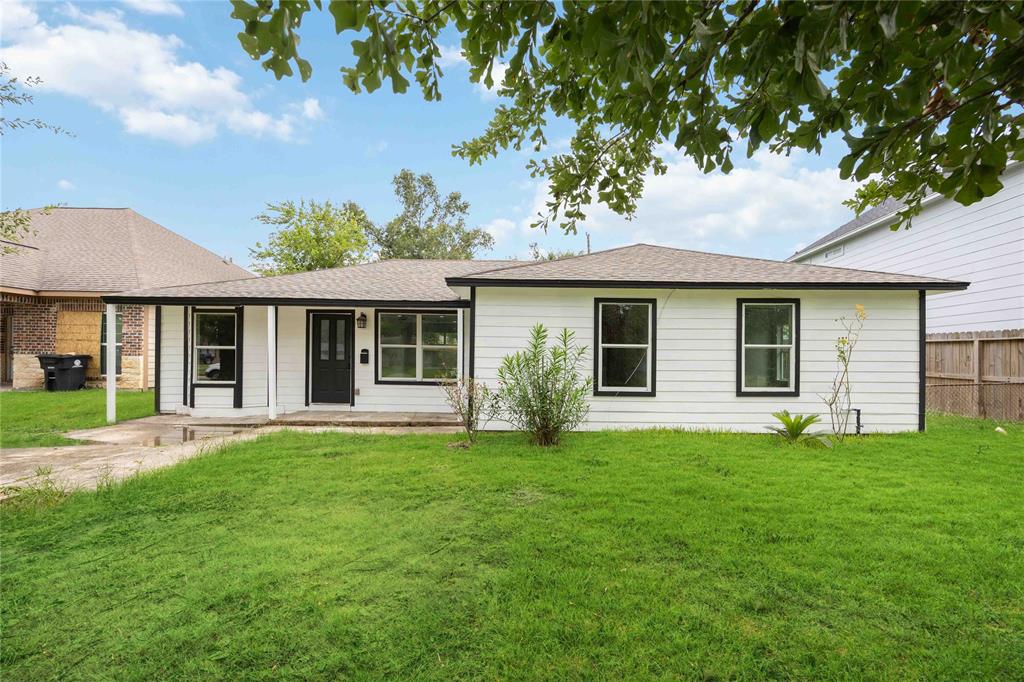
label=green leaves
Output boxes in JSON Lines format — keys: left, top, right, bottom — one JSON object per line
{"left": 232, "top": 0, "right": 1024, "bottom": 234}
{"left": 495, "top": 324, "right": 591, "bottom": 446}
{"left": 366, "top": 169, "right": 494, "bottom": 259}
{"left": 249, "top": 199, "right": 372, "bottom": 275}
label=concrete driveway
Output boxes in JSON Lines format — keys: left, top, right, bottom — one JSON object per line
{"left": 1, "top": 415, "right": 460, "bottom": 495}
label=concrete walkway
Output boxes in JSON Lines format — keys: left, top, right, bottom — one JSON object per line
{"left": 1, "top": 413, "right": 461, "bottom": 496}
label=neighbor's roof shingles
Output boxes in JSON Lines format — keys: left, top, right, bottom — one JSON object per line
{"left": 445, "top": 244, "right": 968, "bottom": 289}
{"left": 105, "top": 259, "right": 514, "bottom": 303}
{"left": 0, "top": 208, "right": 252, "bottom": 293}
{"left": 789, "top": 198, "right": 904, "bottom": 260}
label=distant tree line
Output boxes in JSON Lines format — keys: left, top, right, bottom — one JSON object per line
{"left": 248, "top": 169, "right": 496, "bottom": 275}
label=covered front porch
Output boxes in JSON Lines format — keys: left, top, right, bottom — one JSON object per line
{"left": 100, "top": 301, "right": 470, "bottom": 424}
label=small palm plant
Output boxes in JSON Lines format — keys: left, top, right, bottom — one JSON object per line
{"left": 766, "top": 411, "right": 833, "bottom": 448}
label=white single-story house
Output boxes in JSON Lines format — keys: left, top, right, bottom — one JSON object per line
{"left": 102, "top": 244, "right": 968, "bottom": 433}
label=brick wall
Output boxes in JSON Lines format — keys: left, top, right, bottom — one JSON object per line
{"left": 1, "top": 295, "right": 148, "bottom": 389}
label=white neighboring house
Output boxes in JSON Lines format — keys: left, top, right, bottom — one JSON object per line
{"left": 103, "top": 244, "right": 966, "bottom": 433}
{"left": 788, "top": 163, "right": 1023, "bottom": 333}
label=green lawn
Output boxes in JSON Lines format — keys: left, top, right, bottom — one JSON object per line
{"left": 0, "top": 389, "right": 155, "bottom": 448}
{"left": 2, "top": 416, "right": 1022, "bottom": 679}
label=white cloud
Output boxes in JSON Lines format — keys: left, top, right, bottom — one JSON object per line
{"left": 120, "top": 107, "right": 216, "bottom": 144}
{"left": 120, "top": 0, "right": 184, "bottom": 16}
{"left": 364, "top": 139, "right": 388, "bottom": 157}
{"left": 436, "top": 44, "right": 467, "bottom": 68}
{"left": 0, "top": 0, "right": 40, "bottom": 33}
{"left": 300, "top": 97, "right": 324, "bottom": 120}
{"left": 482, "top": 217, "right": 517, "bottom": 241}
{"left": 476, "top": 60, "right": 508, "bottom": 100}
{"left": 434, "top": 44, "right": 507, "bottom": 100}
{"left": 498, "top": 149, "right": 858, "bottom": 259}
{"left": 56, "top": 178, "right": 75, "bottom": 190}
{"left": 1, "top": 1, "right": 313, "bottom": 145}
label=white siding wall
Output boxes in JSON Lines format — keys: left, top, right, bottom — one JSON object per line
{"left": 242, "top": 306, "right": 268, "bottom": 409}
{"left": 157, "top": 305, "right": 184, "bottom": 413}
{"left": 276, "top": 306, "right": 306, "bottom": 410}
{"left": 473, "top": 287, "right": 921, "bottom": 433}
{"left": 797, "top": 165, "right": 1023, "bottom": 333}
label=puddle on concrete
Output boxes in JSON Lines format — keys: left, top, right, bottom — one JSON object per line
{"left": 140, "top": 427, "right": 247, "bottom": 447}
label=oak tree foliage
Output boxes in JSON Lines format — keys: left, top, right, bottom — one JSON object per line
{"left": 250, "top": 170, "right": 493, "bottom": 273}
{"left": 367, "top": 168, "right": 494, "bottom": 259}
{"left": 231, "top": 1, "right": 1024, "bottom": 233}
{"left": 249, "top": 199, "right": 372, "bottom": 275}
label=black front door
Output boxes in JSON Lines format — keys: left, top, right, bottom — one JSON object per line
{"left": 310, "top": 313, "right": 353, "bottom": 404}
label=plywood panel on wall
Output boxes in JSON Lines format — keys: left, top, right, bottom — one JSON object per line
{"left": 55, "top": 310, "right": 101, "bottom": 378}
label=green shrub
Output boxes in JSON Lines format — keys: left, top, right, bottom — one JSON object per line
{"left": 495, "top": 324, "right": 591, "bottom": 446}
{"left": 766, "top": 410, "right": 833, "bottom": 448}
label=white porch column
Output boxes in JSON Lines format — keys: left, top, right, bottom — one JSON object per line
{"left": 267, "top": 305, "right": 277, "bottom": 419}
{"left": 105, "top": 303, "right": 117, "bottom": 423}
{"left": 457, "top": 308, "right": 464, "bottom": 379}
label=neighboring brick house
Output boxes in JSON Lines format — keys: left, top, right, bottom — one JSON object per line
{"left": 1, "top": 208, "right": 252, "bottom": 389}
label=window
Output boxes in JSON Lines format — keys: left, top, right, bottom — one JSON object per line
{"left": 99, "top": 312, "right": 122, "bottom": 376}
{"left": 737, "top": 300, "right": 799, "bottom": 395}
{"left": 377, "top": 311, "right": 458, "bottom": 382}
{"left": 194, "top": 311, "right": 236, "bottom": 383}
{"left": 823, "top": 244, "right": 844, "bottom": 260}
{"left": 594, "top": 299, "right": 656, "bottom": 396}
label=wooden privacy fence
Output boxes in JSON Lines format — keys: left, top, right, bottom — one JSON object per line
{"left": 925, "top": 329, "right": 1024, "bottom": 421}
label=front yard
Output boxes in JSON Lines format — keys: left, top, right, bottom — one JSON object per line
{"left": 0, "top": 389, "right": 155, "bottom": 448}
{"left": 2, "top": 416, "right": 1021, "bottom": 679}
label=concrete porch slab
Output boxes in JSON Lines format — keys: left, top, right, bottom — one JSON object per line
{"left": 183, "top": 411, "right": 462, "bottom": 429}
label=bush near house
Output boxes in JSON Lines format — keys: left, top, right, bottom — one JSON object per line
{"left": 1, "top": 415, "right": 1021, "bottom": 679}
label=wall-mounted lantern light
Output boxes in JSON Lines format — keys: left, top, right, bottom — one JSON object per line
{"left": 356, "top": 312, "right": 367, "bottom": 329}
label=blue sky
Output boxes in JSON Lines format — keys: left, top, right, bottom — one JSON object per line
{"left": 2, "top": 0, "right": 861, "bottom": 269}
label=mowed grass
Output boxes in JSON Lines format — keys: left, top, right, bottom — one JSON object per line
{"left": 2, "top": 416, "right": 1022, "bottom": 679}
{"left": 0, "top": 389, "right": 155, "bottom": 448}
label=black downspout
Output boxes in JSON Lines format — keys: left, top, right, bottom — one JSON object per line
{"left": 154, "top": 306, "right": 161, "bottom": 413}
{"left": 919, "top": 289, "right": 926, "bottom": 432}
{"left": 469, "top": 287, "right": 476, "bottom": 380}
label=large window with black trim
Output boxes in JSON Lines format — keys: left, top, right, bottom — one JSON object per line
{"left": 376, "top": 311, "right": 458, "bottom": 383}
{"left": 737, "top": 299, "right": 799, "bottom": 395}
{"left": 193, "top": 310, "right": 237, "bottom": 383}
{"left": 594, "top": 299, "right": 656, "bottom": 396}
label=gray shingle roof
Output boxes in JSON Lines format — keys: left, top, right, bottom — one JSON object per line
{"left": 105, "top": 244, "right": 966, "bottom": 304}
{"left": 789, "top": 198, "right": 904, "bottom": 259}
{"left": 105, "top": 259, "right": 514, "bottom": 304}
{"left": 1, "top": 208, "right": 252, "bottom": 293}
{"left": 446, "top": 244, "right": 967, "bottom": 290}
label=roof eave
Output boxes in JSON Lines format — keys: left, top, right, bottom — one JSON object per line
{"left": 445, "top": 277, "right": 969, "bottom": 291}
{"left": 100, "top": 294, "right": 471, "bottom": 308}
{"left": 787, "top": 192, "right": 951, "bottom": 261}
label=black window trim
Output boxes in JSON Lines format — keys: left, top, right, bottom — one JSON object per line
{"left": 191, "top": 307, "right": 239, "bottom": 387}
{"left": 374, "top": 308, "right": 460, "bottom": 386}
{"left": 593, "top": 297, "right": 657, "bottom": 398}
{"left": 736, "top": 298, "right": 800, "bottom": 397}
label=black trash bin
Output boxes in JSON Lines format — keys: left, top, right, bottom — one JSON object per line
{"left": 36, "top": 354, "right": 92, "bottom": 391}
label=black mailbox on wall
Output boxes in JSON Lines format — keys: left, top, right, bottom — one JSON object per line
{"left": 360, "top": 349, "right": 369, "bottom": 364}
